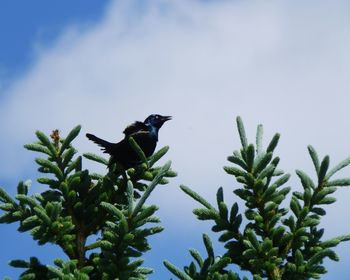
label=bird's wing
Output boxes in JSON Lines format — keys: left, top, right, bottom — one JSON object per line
{"left": 128, "top": 130, "right": 157, "bottom": 157}
{"left": 123, "top": 121, "right": 148, "bottom": 137}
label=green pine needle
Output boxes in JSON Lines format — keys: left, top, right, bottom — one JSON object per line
{"left": 266, "top": 133, "right": 280, "bottom": 153}
{"left": 24, "top": 143, "right": 51, "bottom": 156}
{"left": 100, "top": 202, "right": 124, "bottom": 220}
{"left": 83, "top": 153, "right": 109, "bottom": 166}
{"left": 149, "top": 146, "right": 169, "bottom": 166}
{"left": 47, "top": 265, "right": 65, "bottom": 277}
{"left": 180, "top": 185, "right": 215, "bottom": 210}
{"left": 326, "top": 156, "right": 350, "bottom": 180}
{"left": 164, "top": 260, "right": 192, "bottom": 280}
{"left": 35, "top": 130, "right": 56, "bottom": 156}
{"left": 296, "top": 169, "right": 315, "bottom": 190}
{"left": 189, "top": 248, "right": 204, "bottom": 267}
{"left": 0, "top": 187, "right": 16, "bottom": 204}
{"left": 253, "top": 152, "right": 273, "bottom": 175}
{"left": 59, "top": 125, "right": 81, "bottom": 155}
{"left": 132, "top": 161, "right": 171, "bottom": 217}
{"left": 35, "top": 158, "right": 64, "bottom": 180}
{"left": 246, "top": 144, "right": 255, "bottom": 171}
{"left": 16, "top": 194, "right": 38, "bottom": 208}
{"left": 335, "top": 234, "right": 350, "bottom": 242}
{"left": 308, "top": 145, "right": 320, "bottom": 174}
{"left": 127, "top": 180, "right": 134, "bottom": 216}
{"left": 129, "top": 137, "right": 148, "bottom": 166}
{"left": 208, "top": 257, "right": 231, "bottom": 273}
{"left": 327, "top": 178, "right": 350, "bottom": 187}
{"left": 256, "top": 124, "right": 263, "bottom": 154}
{"left": 318, "top": 156, "right": 330, "bottom": 184}
{"left": 236, "top": 116, "right": 248, "bottom": 149}
{"left": 308, "top": 249, "right": 339, "bottom": 266}
{"left": 33, "top": 206, "right": 51, "bottom": 225}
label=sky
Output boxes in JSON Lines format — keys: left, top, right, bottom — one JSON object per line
{"left": 1, "top": 0, "right": 350, "bottom": 279}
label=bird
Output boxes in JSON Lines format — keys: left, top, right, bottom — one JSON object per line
{"left": 86, "top": 114, "right": 171, "bottom": 169}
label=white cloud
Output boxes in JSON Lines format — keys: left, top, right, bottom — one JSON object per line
{"left": 1, "top": 0, "right": 350, "bottom": 278}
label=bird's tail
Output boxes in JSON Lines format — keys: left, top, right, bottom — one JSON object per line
{"left": 86, "top": 133, "right": 114, "bottom": 153}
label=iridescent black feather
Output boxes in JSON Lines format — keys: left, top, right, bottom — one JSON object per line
{"left": 86, "top": 114, "right": 171, "bottom": 168}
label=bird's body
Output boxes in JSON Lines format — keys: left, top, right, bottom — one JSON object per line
{"left": 86, "top": 114, "right": 171, "bottom": 168}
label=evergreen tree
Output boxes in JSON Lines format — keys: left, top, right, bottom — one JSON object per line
{"left": 165, "top": 117, "right": 350, "bottom": 280}
{"left": 0, "top": 126, "right": 176, "bottom": 279}
{"left": 1, "top": 118, "right": 350, "bottom": 279}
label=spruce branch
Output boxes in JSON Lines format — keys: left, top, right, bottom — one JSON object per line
{"left": 83, "top": 152, "right": 109, "bottom": 166}
{"left": 132, "top": 161, "right": 171, "bottom": 217}
{"left": 35, "top": 130, "right": 57, "bottom": 157}
{"left": 180, "top": 185, "right": 215, "bottom": 210}
{"left": 165, "top": 234, "right": 240, "bottom": 280}
{"left": 59, "top": 125, "right": 81, "bottom": 156}
{"left": 129, "top": 136, "right": 149, "bottom": 167}
{"left": 326, "top": 156, "right": 350, "bottom": 180}
{"left": 1, "top": 125, "right": 175, "bottom": 279}
{"left": 176, "top": 116, "right": 350, "bottom": 280}
{"left": 256, "top": 124, "right": 263, "bottom": 155}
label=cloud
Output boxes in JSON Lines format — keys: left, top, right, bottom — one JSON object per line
{"left": 1, "top": 0, "right": 350, "bottom": 278}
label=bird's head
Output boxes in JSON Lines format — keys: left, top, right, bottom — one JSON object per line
{"left": 144, "top": 114, "right": 172, "bottom": 128}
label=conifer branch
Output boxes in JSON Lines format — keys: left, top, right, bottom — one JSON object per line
{"left": 236, "top": 116, "right": 248, "bottom": 149}
{"left": 1, "top": 125, "right": 175, "bottom": 279}
{"left": 256, "top": 124, "right": 263, "bottom": 154}
{"left": 180, "top": 185, "right": 215, "bottom": 210}
{"left": 59, "top": 125, "right": 81, "bottom": 156}
{"left": 132, "top": 161, "right": 171, "bottom": 217}
{"left": 170, "top": 116, "right": 350, "bottom": 280}
{"left": 129, "top": 136, "right": 148, "bottom": 167}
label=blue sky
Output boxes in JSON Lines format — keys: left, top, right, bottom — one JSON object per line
{"left": 0, "top": 0, "right": 109, "bottom": 90}
{"left": 0, "top": 1, "right": 109, "bottom": 278}
{"left": 1, "top": 0, "right": 350, "bottom": 279}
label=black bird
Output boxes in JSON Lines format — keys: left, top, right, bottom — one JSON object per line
{"left": 86, "top": 114, "right": 171, "bottom": 169}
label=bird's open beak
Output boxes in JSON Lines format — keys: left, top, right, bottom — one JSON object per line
{"left": 162, "top": 116, "right": 172, "bottom": 122}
